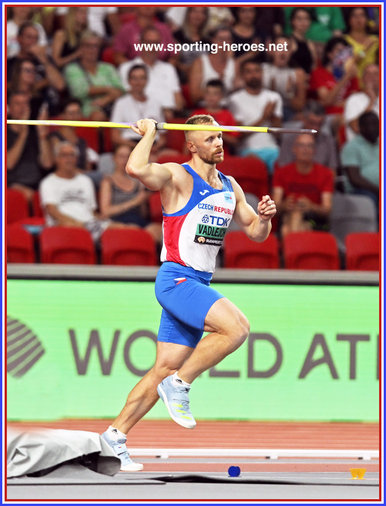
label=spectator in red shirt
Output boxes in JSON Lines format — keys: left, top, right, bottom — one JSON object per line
{"left": 112, "top": 6, "right": 174, "bottom": 65}
{"left": 272, "top": 133, "right": 334, "bottom": 236}
{"left": 310, "top": 36, "right": 359, "bottom": 133}
{"left": 192, "top": 79, "right": 238, "bottom": 155}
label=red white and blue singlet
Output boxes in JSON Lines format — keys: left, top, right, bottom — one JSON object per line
{"left": 155, "top": 163, "right": 236, "bottom": 348}
{"left": 161, "top": 163, "right": 236, "bottom": 273}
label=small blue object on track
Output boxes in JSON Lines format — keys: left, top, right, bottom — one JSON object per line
{"left": 228, "top": 466, "right": 241, "bottom": 477}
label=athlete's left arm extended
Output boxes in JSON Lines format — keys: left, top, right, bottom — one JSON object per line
{"left": 230, "top": 177, "right": 277, "bottom": 242}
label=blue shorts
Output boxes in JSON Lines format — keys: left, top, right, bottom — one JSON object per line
{"left": 155, "top": 262, "right": 224, "bottom": 348}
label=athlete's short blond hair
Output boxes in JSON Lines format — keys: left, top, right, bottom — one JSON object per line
{"left": 184, "top": 114, "right": 216, "bottom": 140}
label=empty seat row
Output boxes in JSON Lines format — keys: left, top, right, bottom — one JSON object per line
{"left": 7, "top": 188, "right": 163, "bottom": 228}
{"left": 7, "top": 226, "right": 379, "bottom": 271}
{"left": 6, "top": 189, "right": 44, "bottom": 226}
{"left": 8, "top": 179, "right": 378, "bottom": 248}
{"left": 7, "top": 226, "right": 158, "bottom": 266}
{"left": 223, "top": 231, "right": 379, "bottom": 271}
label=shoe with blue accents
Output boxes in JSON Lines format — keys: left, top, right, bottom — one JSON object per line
{"left": 157, "top": 375, "right": 196, "bottom": 429}
{"left": 101, "top": 430, "right": 143, "bottom": 472}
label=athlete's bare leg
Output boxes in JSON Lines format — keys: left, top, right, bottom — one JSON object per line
{"left": 112, "top": 341, "right": 194, "bottom": 434}
{"left": 112, "top": 299, "right": 248, "bottom": 433}
{"left": 177, "top": 298, "right": 249, "bottom": 384}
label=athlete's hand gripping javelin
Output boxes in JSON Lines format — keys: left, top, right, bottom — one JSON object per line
{"left": 126, "top": 118, "right": 175, "bottom": 193}
{"left": 130, "top": 118, "right": 158, "bottom": 137}
{"left": 129, "top": 118, "right": 277, "bottom": 242}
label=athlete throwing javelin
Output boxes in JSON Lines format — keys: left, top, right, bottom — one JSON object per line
{"left": 102, "top": 115, "right": 277, "bottom": 471}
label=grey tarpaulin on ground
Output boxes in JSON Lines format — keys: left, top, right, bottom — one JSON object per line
{"left": 7, "top": 428, "right": 121, "bottom": 478}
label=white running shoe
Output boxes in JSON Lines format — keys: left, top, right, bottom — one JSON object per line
{"left": 101, "top": 431, "right": 143, "bottom": 472}
{"left": 157, "top": 375, "right": 196, "bottom": 429}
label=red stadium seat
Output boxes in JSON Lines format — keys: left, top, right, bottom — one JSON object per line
{"left": 102, "top": 127, "right": 113, "bottom": 153}
{"left": 181, "top": 84, "right": 193, "bottom": 109}
{"left": 165, "top": 117, "right": 187, "bottom": 152}
{"left": 149, "top": 192, "right": 163, "bottom": 223}
{"left": 49, "top": 116, "right": 101, "bottom": 151}
{"left": 32, "top": 191, "right": 44, "bottom": 217}
{"left": 283, "top": 231, "right": 340, "bottom": 270}
{"left": 337, "top": 123, "right": 347, "bottom": 148}
{"left": 16, "top": 216, "right": 45, "bottom": 228}
{"left": 40, "top": 227, "right": 96, "bottom": 264}
{"left": 101, "top": 228, "right": 157, "bottom": 266}
{"left": 7, "top": 189, "right": 29, "bottom": 224}
{"left": 224, "top": 231, "right": 279, "bottom": 269}
{"left": 7, "top": 189, "right": 45, "bottom": 228}
{"left": 7, "top": 224, "right": 35, "bottom": 263}
{"left": 165, "top": 129, "right": 186, "bottom": 152}
{"left": 218, "top": 157, "right": 269, "bottom": 198}
{"left": 75, "top": 125, "right": 100, "bottom": 152}
{"left": 345, "top": 232, "right": 379, "bottom": 271}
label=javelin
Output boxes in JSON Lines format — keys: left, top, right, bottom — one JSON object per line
{"left": 6, "top": 119, "right": 317, "bottom": 135}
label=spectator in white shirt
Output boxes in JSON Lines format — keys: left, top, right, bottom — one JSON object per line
{"left": 111, "top": 64, "right": 166, "bottom": 157}
{"left": 39, "top": 141, "right": 130, "bottom": 241}
{"left": 118, "top": 26, "right": 184, "bottom": 119}
{"left": 188, "top": 26, "right": 237, "bottom": 106}
{"left": 228, "top": 59, "right": 283, "bottom": 172}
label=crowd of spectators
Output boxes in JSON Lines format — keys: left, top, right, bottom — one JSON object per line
{"left": 6, "top": 5, "right": 380, "bottom": 263}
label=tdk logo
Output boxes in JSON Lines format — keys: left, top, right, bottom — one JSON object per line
{"left": 202, "top": 215, "right": 230, "bottom": 226}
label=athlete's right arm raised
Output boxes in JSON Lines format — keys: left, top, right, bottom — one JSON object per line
{"left": 125, "top": 119, "right": 173, "bottom": 191}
